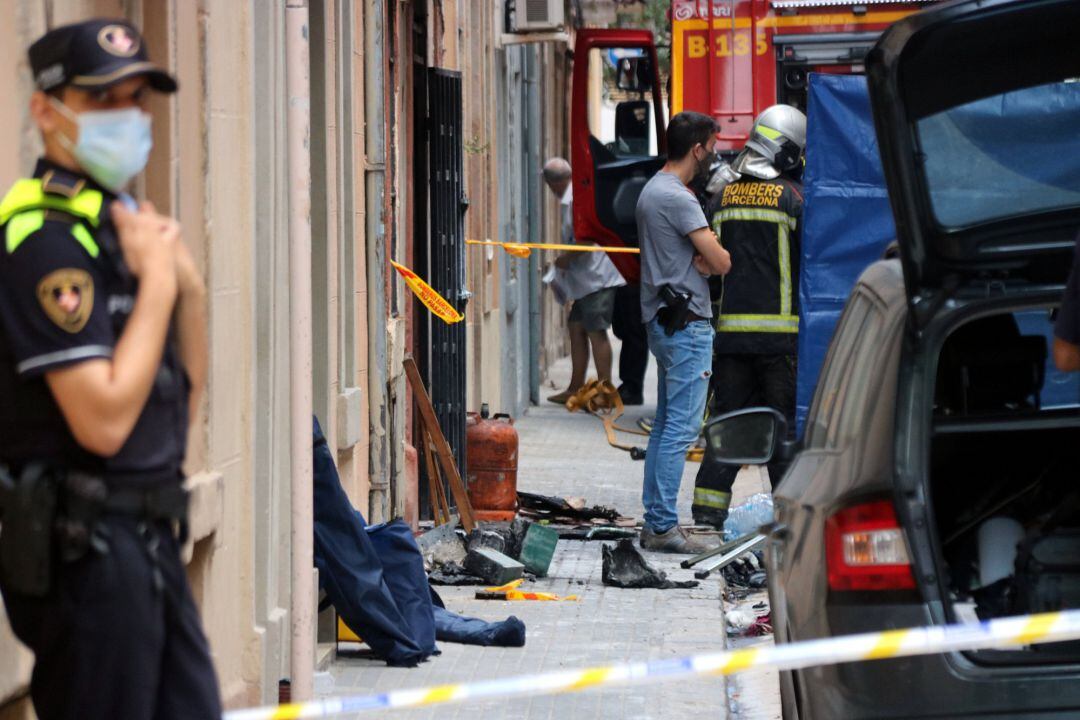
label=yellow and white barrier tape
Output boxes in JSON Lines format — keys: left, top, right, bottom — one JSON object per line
{"left": 224, "top": 609, "right": 1080, "bottom": 719}
{"left": 389, "top": 260, "right": 464, "bottom": 324}
{"left": 466, "top": 238, "right": 640, "bottom": 258}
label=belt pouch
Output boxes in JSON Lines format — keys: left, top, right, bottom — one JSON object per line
{"left": 0, "top": 465, "right": 58, "bottom": 597}
{"left": 58, "top": 473, "right": 108, "bottom": 562}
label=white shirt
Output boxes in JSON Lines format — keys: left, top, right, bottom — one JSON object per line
{"left": 559, "top": 187, "right": 626, "bottom": 301}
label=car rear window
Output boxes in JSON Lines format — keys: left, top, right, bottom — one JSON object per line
{"left": 917, "top": 80, "right": 1080, "bottom": 229}
{"left": 934, "top": 308, "right": 1080, "bottom": 419}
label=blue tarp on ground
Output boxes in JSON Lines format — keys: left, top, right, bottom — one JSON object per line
{"left": 796, "top": 74, "right": 894, "bottom": 434}
{"left": 313, "top": 416, "right": 527, "bottom": 663}
{"left": 313, "top": 417, "right": 435, "bottom": 667}
{"left": 430, "top": 590, "right": 526, "bottom": 647}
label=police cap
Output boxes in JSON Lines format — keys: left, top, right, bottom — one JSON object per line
{"left": 28, "top": 19, "right": 177, "bottom": 94}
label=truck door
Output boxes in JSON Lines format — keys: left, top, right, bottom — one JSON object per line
{"left": 571, "top": 30, "right": 666, "bottom": 283}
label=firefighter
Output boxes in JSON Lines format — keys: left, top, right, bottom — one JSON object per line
{"left": 0, "top": 19, "right": 220, "bottom": 718}
{"left": 692, "top": 104, "right": 806, "bottom": 529}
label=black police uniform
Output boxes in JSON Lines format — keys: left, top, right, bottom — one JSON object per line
{"left": 692, "top": 174, "right": 803, "bottom": 525}
{"left": 0, "top": 19, "right": 219, "bottom": 720}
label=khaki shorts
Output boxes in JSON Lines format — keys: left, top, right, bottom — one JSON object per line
{"left": 568, "top": 287, "right": 617, "bottom": 332}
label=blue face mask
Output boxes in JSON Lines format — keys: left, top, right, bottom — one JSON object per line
{"left": 51, "top": 98, "right": 153, "bottom": 192}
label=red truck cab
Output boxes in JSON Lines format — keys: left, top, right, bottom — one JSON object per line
{"left": 570, "top": 30, "right": 667, "bottom": 283}
{"left": 570, "top": 3, "right": 933, "bottom": 281}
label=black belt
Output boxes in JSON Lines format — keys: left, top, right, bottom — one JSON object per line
{"left": 62, "top": 469, "right": 188, "bottom": 522}
{"left": 103, "top": 484, "right": 189, "bottom": 521}
{"left": 686, "top": 312, "right": 709, "bottom": 324}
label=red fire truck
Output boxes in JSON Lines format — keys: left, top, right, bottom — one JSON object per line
{"left": 571, "top": 0, "right": 933, "bottom": 281}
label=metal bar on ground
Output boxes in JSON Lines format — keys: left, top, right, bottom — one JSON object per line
{"left": 681, "top": 530, "right": 762, "bottom": 569}
{"left": 694, "top": 533, "right": 767, "bottom": 579}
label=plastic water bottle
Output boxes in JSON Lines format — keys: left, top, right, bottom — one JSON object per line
{"left": 723, "top": 493, "right": 774, "bottom": 540}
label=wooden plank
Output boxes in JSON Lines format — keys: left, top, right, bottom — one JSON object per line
{"left": 404, "top": 355, "right": 476, "bottom": 532}
{"left": 424, "top": 430, "right": 452, "bottom": 526}
{"left": 422, "top": 435, "right": 446, "bottom": 526}
{"left": 429, "top": 434, "right": 453, "bottom": 525}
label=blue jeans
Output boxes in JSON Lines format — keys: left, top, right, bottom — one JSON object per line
{"left": 642, "top": 318, "right": 713, "bottom": 533}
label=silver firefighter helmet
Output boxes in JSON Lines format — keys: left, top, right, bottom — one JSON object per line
{"left": 731, "top": 104, "right": 807, "bottom": 180}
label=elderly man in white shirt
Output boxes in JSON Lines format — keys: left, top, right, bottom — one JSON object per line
{"left": 543, "top": 157, "right": 626, "bottom": 404}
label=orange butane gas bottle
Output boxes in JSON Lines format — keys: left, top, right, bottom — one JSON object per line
{"left": 465, "top": 404, "right": 519, "bottom": 522}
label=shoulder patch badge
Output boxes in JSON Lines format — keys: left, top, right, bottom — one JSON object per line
{"left": 36, "top": 269, "right": 94, "bottom": 333}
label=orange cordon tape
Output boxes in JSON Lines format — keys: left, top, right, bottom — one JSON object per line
{"left": 477, "top": 579, "right": 579, "bottom": 601}
{"left": 466, "top": 239, "right": 640, "bottom": 258}
{"left": 563, "top": 380, "right": 702, "bottom": 462}
{"left": 390, "top": 260, "right": 464, "bottom": 324}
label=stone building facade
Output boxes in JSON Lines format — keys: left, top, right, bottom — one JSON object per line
{"left": 0, "top": 0, "right": 575, "bottom": 714}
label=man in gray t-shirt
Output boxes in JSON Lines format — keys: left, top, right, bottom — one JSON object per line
{"left": 637, "top": 173, "right": 713, "bottom": 323}
{"left": 635, "top": 112, "right": 731, "bottom": 554}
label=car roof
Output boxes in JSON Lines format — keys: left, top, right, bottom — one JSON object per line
{"left": 865, "top": 0, "right": 1080, "bottom": 321}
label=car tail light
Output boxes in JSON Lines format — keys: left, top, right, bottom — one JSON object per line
{"left": 826, "top": 500, "right": 916, "bottom": 591}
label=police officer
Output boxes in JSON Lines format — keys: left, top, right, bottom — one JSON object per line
{"left": 0, "top": 19, "right": 220, "bottom": 719}
{"left": 692, "top": 105, "right": 806, "bottom": 529}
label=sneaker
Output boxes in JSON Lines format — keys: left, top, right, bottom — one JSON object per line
{"left": 639, "top": 525, "right": 716, "bottom": 554}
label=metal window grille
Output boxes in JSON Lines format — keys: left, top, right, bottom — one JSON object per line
{"left": 420, "top": 68, "right": 469, "bottom": 507}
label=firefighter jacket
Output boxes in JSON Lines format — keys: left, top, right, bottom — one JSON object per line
{"left": 709, "top": 174, "right": 802, "bottom": 356}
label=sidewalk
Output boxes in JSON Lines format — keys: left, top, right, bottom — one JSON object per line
{"left": 323, "top": 344, "right": 777, "bottom": 719}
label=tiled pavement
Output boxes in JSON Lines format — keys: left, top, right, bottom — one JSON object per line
{"left": 323, "top": 343, "right": 779, "bottom": 719}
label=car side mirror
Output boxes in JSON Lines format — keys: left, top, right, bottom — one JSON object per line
{"left": 704, "top": 407, "right": 792, "bottom": 466}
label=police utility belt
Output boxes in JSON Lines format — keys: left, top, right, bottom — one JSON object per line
{"left": 0, "top": 463, "right": 188, "bottom": 597}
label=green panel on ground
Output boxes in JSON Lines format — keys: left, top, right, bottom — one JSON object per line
{"left": 519, "top": 523, "right": 558, "bottom": 577}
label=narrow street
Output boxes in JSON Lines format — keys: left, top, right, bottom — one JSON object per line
{"left": 3, "top": 3, "right": 1078, "bottom": 718}
{"left": 324, "top": 345, "right": 781, "bottom": 719}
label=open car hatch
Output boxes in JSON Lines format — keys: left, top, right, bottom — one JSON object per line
{"left": 865, "top": 0, "right": 1080, "bottom": 325}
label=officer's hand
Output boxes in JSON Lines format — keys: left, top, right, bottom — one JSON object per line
{"left": 112, "top": 201, "right": 178, "bottom": 283}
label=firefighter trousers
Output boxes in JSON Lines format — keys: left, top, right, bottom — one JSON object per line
{"left": 611, "top": 283, "right": 648, "bottom": 400}
{"left": 692, "top": 353, "right": 797, "bottom": 526}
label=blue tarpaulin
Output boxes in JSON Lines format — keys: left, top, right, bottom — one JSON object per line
{"left": 796, "top": 74, "right": 894, "bottom": 434}
{"left": 313, "top": 417, "right": 434, "bottom": 666}
{"left": 796, "top": 75, "right": 1080, "bottom": 433}
{"left": 313, "top": 416, "right": 527, "bottom": 664}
